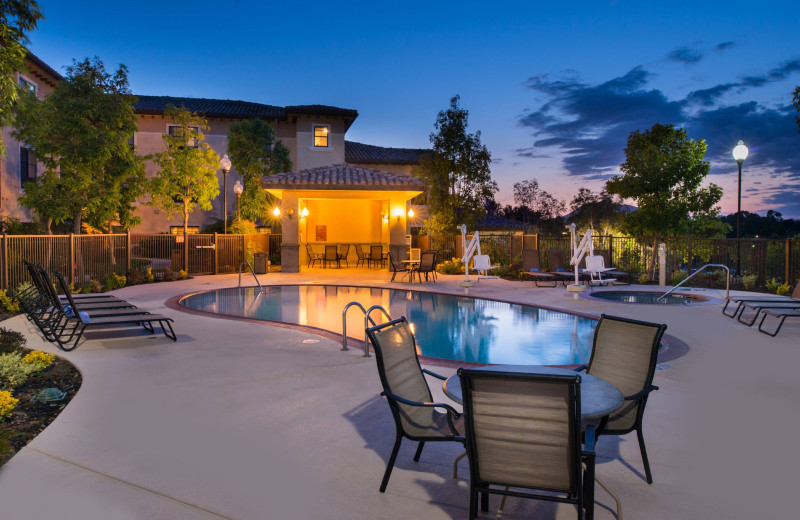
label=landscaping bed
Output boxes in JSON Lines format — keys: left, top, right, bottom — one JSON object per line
{"left": 0, "top": 328, "right": 81, "bottom": 466}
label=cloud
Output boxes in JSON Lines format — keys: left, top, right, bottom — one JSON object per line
{"left": 716, "top": 41, "right": 737, "bottom": 51}
{"left": 685, "top": 59, "right": 800, "bottom": 107}
{"left": 667, "top": 46, "right": 704, "bottom": 64}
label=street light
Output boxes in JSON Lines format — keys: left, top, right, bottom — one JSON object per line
{"left": 732, "top": 140, "right": 749, "bottom": 276}
{"left": 220, "top": 154, "right": 232, "bottom": 233}
{"left": 233, "top": 180, "right": 244, "bottom": 222}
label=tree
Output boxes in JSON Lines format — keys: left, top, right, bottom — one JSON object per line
{"left": 794, "top": 86, "right": 800, "bottom": 133}
{"left": 13, "top": 57, "right": 145, "bottom": 233}
{"left": 607, "top": 123, "right": 723, "bottom": 277}
{"left": 418, "top": 95, "right": 497, "bottom": 234}
{"left": 226, "top": 118, "right": 292, "bottom": 224}
{"left": 567, "top": 187, "right": 623, "bottom": 234}
{"left": 0, "top": 0, "right": 42, "bottom": 155}
{"left": 148, "top": 106, "right": 220, "bottom": 237}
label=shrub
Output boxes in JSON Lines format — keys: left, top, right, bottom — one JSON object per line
{"left": 0, "top": 391, "right": 17, "bottom": 420}
{"left": 671, "top": 270, "right": 688, "bottom": 285}
{"left": 0, "top": 290, "right": 19, "bottom": 314}
{"left": 103, "top": 273, "right": 126, "bottom": 292}
{"left": 742, "top": 274, "right": 758, "bottom": 291}
{"left": 162, "top": 268, "right": 177, "bottom": 282}
{"left": 0, "top": 353, "right": 38, "bottom": 390}
{"left": 268, "top": 253, "right": 281, "bottom": 267}
{"left": 126, "top": 269, "right": 144, "bottom": 286}
{"left": 178, "top": 269, "right": 188, "bottom": 280}
{"left": 637, "top": 273, "right": 650, "bottom": 284}
{"left": 82, "top": 279, "right": 103, "bottom": 294}
{"left": 436, "top": 259, "right": 464, "bottom": 275}
{"left": 777, "top": 283, "right": 791, "bottom": 296}
{"left": 144, "top": 267, "right": 155, "bottom": 283}
{"left": 21, "top": 351, "right": 55, "bottom": 374}
{"left": 765, "top": 278, "right": 781, "bottom": 294}
{"left": 0, "top": 329, "right": 26, "bottom": 354}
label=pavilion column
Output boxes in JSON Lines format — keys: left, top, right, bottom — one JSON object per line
{"left": 388, "top": 196, "right": 408, "bottom": 269}
{"left": 280, "top": 193, "right": 300, "bottom": 273}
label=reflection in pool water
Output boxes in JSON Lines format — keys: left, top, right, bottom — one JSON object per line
{"left": 180, "top": 286, "right": 598, "bottom": 365}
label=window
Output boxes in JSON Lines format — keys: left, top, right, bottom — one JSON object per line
{"left": 170, "top": 226, "right": 200, "bottom": 235}
{"left": 313, "top": 125, "right": 329, "bottom": 147}
{"left": 167, "top": 125, "right": 199, "bottom": 147}
{"left": 18, "top": 76, "right": 36, "bottom": 95}
{"left": 20, "top": 147, "right": 37, "bottom": 185}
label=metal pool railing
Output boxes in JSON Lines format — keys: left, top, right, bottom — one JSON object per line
{"left": 341, "top": 301, "right": 391, "bottom": 357}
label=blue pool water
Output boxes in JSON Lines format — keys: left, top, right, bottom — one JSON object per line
{"left": 180, "top": 285, "right": 598, "bottom": 365}
{"left": 590, "top": 291, "right": 706, "bottom": 305}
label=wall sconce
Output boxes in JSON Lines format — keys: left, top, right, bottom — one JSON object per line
{"left": 381, "top": 210, "right": 389, "bottom": 223}
{"left": 394, "top": 208, "right": 403, "bottom": 223}
{"left": 407, "top": 208, "right": 414, "bottom": 218}
{"left": 273, "top": 207, "right": 281, "bottom": 217}
{"left": 287, "top": 207, "right": 294, "bottom": 219}
{"left": 301, "top": 207, "right": 309, "bottom": 218}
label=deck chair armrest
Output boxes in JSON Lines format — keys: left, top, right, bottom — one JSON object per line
{"left": 381, "top": 391, "right": 461, "bottom": 418}
{"left": 421, "top": 368, "right": 448, "bottom": 381}
{"left": 573, "top": 365, "right": 588, "bottom": 372}
{"left": 623, "top": 384, "right": 659, "bottom": 402}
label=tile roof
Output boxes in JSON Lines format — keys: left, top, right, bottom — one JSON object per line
{"left": 262, "top": 163, "right": 425, "bottom": 191}
{"left": 24, "top": 51, "right": 63, "bottom": 85}
{"left": 134, "top": 96, "right": 358, "bottom": 128}
{"left": 345, "top": 141, "right": 431, "bottom": 165}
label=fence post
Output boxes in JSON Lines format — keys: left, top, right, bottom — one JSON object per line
{"left": 1, "top": 233, "right": 6, "bottom": 290}
{"left": 214, "top": 233, "right": 219, "bottom": 275}
{"left": 126, "top": 230, "right": 131, "bottom": 273}
{"left": 69, "top": 233, "right": 75, "bottom": 286}
{"left": 786, "top": 239, "right": 791, "bottom": 284}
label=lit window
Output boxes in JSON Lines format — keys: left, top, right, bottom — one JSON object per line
{"left": 20, "top": 147, "right": 37, "bottom": 185}
{"left": 18, "top": 76, "right": 36, "bottom": 95}
{"left": 168, "top": 125, "right": 199, "bottom": 147}
{"left": 313, "top": 125, "right": 329, "bottom": 147}
{"left": 170, "top": 226, "right": 200, "bottom": 235}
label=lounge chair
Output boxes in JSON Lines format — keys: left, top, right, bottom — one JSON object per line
{"left": 304, "top": 244, "right": 323, "bottom": 268}
{"left": 365, "top": 317, "right": 464, "bottom": 493}
{"left": 549, "top": 249, "right": 585, "bottom": 286}
{"left": 48, "top": 272, "right": 176, "bottom": 351}
{"left": 597, "top": 250, "right": 630, "bottom": 284}
{"left": 412, "top": 251, "right": 437, "bottom": 282}
{"left": 459, "top": 368, "right": 592, "bottom": 519}
{"left": 387, "top": 251, "right": 409, "bottom": 282}
{"left": 520, "top": 249, "right": 557, "bottom": 287}
{"left": 722, "top": 283, "right": 800, "bottom": 318}
{"left": 736, "top": 300, "right": 800, "bottom": 326}
{"left": 576, "top": 314, "right": 667, "bottom": 484}
{"left": 758, "top": 307, "right": 800, "bottom": 336}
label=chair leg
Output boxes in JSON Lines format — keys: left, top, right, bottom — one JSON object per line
{"left": 481, "top": 492, "right": 489, "bottom": 512}
{"left": 469, "top": 487, "right": 478, "bottom": 520}
{"left": 380, "top": 433, "right": 403, "bottom": 493}
{"left": 637, "top": 426, "right": 654, "bottom": 484}
{"left": 413, "top": 441, "right": 425, "bottom": 462}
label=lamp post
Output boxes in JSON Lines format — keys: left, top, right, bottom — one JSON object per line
{"left": 732, "top": 140, "right": 749, "bottom": 276}
{"left": 233, "top": 180, "right": 244, "bottom": 223}
{"left": 219, "top": 154, "right": 232, "bottom": 233}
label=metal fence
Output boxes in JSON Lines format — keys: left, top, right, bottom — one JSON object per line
{"left": 1, "top": 232, "right": 280, "bottom": 290}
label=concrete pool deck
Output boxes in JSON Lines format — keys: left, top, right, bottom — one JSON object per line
{"left": 1, "top": 269, "right": 798, "bottom": 519}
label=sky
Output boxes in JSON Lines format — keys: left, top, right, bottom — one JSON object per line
{"left": 25, "top": 0, "right": 800, "bottom": 216}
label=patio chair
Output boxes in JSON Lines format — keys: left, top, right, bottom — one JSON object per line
{"left": 337, "top": 244, "right": 351, "bottom": 267}
{"left": 459, "top": 368, "right": 592, "bottom": 519}
{"left": 387, "top": 251, "right": 409, "bottom": 282}
{"left": 520, "top": 249, "right": 557, "bottom": 287}
{"left": 365, "top": 317, "right": 464, "bottom": 493}
{"left": 409, "top": 248, "right": 421, "bottom": 262}
{"left": 49, "top": 272, "right": 176, "bottom": 351}
{"left": 758, "top": 307, "right": 800, "bottom": 336}
{"left": 412, "top": 250, "right": 437, "bottom": 283}
{"left": 324, "top": 245, "right": 340, "bottom": 268}
{"left": 597, "top": 250, "right": 630, "bottom": 284}
{"left": 736, "top": 299, "right": 800, "bottom": 326}
{"left": 369, "top": 245, "right": 385, "bottom": 268}
{"left": 547, "top": 249, "right": 580, "bottom": 285}
{"left": 576, "top": 314, "right": 667, "bottom": 484}
{"left": 722, "top": 283, "right": 800, "bottom": 318}
{"left": 425, "top": 249, "right": 439, "bottom": 281}
{"left": 304, "top": 244, "right": 323, "bottom": 268}
{"left": 354, "top": 244, "right": 369, "bottom": 267}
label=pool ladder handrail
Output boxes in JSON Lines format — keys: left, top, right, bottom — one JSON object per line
{"left": 342, "top": 301, "right": 392, "bottom": 357}
{"left": 238, "top": 261, "right": 264, "bottom": 293}
{"left": 658, "top": 263, "right": 729, "bottom": 301}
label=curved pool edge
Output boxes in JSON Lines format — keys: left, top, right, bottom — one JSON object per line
{"left": 582, "top": 288, "right": 721, "bottom": 306}
{"left": 167, "top": 284, "right": 689, "bottom": 367}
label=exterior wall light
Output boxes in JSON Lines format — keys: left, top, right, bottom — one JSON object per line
{"left": 287, "top": 207, "right": 294, "bottom": 219}
{"left": 301, "top": 207, "right": 309, "bottom": 218}
{"left": 407, "top": 208, "right": 414, "bottom": 218}
{"left": 273, "top": 207, "right": 281, "bottom": 217}
{"left": 381, "top": 210, "right": 389, "bottom": 223}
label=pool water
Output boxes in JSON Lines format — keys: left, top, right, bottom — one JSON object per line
{"left": 180, "top": 285, "right": 597, "bottom": 365}
{"left": 590, "top": 291, "right": 705, "bottom": 305}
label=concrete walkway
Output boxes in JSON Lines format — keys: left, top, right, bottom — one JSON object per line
{"left": 1, "top": 269, "right": 798, "bottom": 519}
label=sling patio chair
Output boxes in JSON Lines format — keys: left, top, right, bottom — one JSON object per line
{"left": 304, "top": 244, "right": 323, "bottom": 268}
{"left": 758, "top": 307, "right": 800, "bottom": 336}
{"left": 412, "top": 250, "right": 438, "bottom": 283}
{"left": 354, "top": 244, "right": 370, "bottom": 267}
{"left": 369, "top": 245, "right": 385, "bottom": 268}
{"left": 596, "top": 250, "right": 630, "bottom": 284}
{"left": 387, "top": 251, "right": 409, "bottom": 282}
{"left": 722, "top": 282, "right": 800, "bottom": 318}
{"left": 48, "top": 272, "right": 176, "bottom": 351}
{"left": 366, "top": 317, "right": 464, "bottom": 493}
{"left": 520, "top": 249, "right": 557, "bottom": 287}
{"left": 547, "top": 249, "right": 583, "bottom": 286}
{"left": 576, "top": 314, "right": 667, "bottom": 484}
{"left": 736, "top": 299, "right": 800, "bottom": 326}
{"left": 337, "top": 244, "right": 351, "bottom": 267}
{"left": 424, "top": 249, "right": 439, "bottom": 281}
{"left": 459, "top": 368, "right": 593, "bottom": 519}
{"left": 24, "top": 260, "right": 122, "bottom": 303}
{"left": 324, "top": 245, "right": 340, "bottom": 268}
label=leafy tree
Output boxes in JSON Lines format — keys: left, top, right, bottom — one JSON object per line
{"left": 607, "top": 123, "right": 723, "bottom": 276}
{"left": 0, "top": 0, "right": 42, "bottom": 155}
{"left": 794, "top": 86, "right": 800, "bottom": 133}
{"left": 13, "top": 57, "right": 144, "bottom": 233}
{"left": 148, "top": 106, "right": 220, "bottom": 237}
{"left": 226, "top": 118, "right": 292, "bottom": 223}
{"left": 567, "top": 187, "right": 623, "bottom": 234}
{"left": 418, "top": 95, "right": 496, "bottom": 234}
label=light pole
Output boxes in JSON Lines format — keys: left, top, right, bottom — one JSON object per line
{"left": 233, "top": 180, "right": 244, "bottom": 223}
{"left": 732, "top": 140, "right": 749, "bottom": 276}
{"left": 220, "top": 154, "right": 232, "bottom": 233}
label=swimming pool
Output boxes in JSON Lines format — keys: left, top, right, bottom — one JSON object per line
{"left": 180, "top": 285, "right": 598, "bottom": 365}
{"left": 589, "top": 291, "right": 708, "bottom": 305}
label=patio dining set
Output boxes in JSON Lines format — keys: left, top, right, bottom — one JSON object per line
{"left": 366, "top": 313, "right": 668, "bottom": 519}
{"left": 304, "top": 244, "right": 439, "bottom": 283}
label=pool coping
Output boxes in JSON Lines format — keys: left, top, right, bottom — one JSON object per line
{"left": 166, "top": 283, "right": 689, "bottom": 368}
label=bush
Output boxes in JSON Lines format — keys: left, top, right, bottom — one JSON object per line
{"left": 637, "top": 273, "right": 650, "bottom": 284}
{"left": 0, "top": 329, "right": 26, "bottom": 354}
{"left": 82, "top": 279, "right": 103, "bottom": 294}
{"left": 268, "top": 253, "right": 281, "bottom": 266}
{"left": 126, "top": 269, "right": 144, "bottom": 286}
{"left": 777, "top": 283, "right": 791, "bottom": 296}
{"left": 0, "top": 290, "right": 19, "bottom": 314}
{"left": 103, "top": 273, "right": 126, "bottom": 292}
{"left": 144, "top": 267, "right": 155, "bottom": 283}
{"left": 437, "top": 259, "right": 464, "bottom": 275}
{"left": 742, "top": 274, "right": 758, "bottom": 291}
{"left": 766, "top": 278, "right": 781, "bottom": 294}
{"left": 0, "top": 391, "right": 17, "bottom": 420}
{"left": 162, "top": 268, "right": 177, "bottom": 282}
{"left": 0, "top": 353, "right": 38, "bottom": 390}
{"left": 21, "top": 351, "right": 55, "bottom": 374}
{"left": 671, "top": 270, "right": 688, "bottom": 285}
{"left": 178, "top": 269, "right": 188, "bottom": 280}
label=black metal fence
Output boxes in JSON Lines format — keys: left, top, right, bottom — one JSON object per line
{"left": 1, "top": 232, "right": 281, "bottom": 290}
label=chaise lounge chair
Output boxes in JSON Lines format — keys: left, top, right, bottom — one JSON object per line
{"left": 520, "top": 249, "right": 557, "bottom": 287}
{"left": 722, "top": 283, "right": 800, "bottom": 318}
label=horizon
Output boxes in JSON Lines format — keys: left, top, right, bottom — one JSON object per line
{"left": 24, "top": 0, "right": 800, "bottom": 217}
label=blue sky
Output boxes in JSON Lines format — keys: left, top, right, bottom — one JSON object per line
{"left": 27, "top": 1, "right": 800, "bottom": 216}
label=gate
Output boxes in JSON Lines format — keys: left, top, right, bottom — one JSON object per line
{"left": 187, "top": 234, "right": 216, "bottom": 274}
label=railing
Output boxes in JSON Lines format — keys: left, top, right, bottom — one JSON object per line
{"left": 341, "top": 301, "right": 391, "bottom": 357}
{"left": 238, "top": 261, "right": 264, "bottom": 293}
{"left": 659, "top": 264, "right": 730, "bottom": 301}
